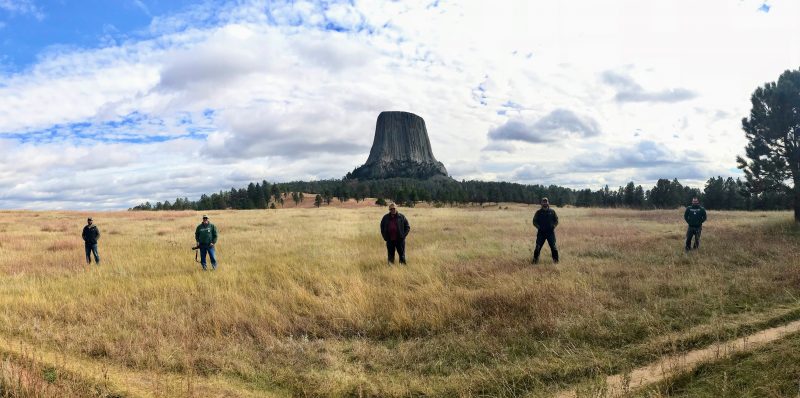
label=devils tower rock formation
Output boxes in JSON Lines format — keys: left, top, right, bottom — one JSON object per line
{"left": 348, "top": 111, "right": 449, "bottom": 180}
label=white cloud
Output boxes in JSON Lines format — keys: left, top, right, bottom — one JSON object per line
{"left": 488, "top": 109, "right": 602, "bottom": 143}
{"left": 1, "top": 0, "right": 799, "bottom": 209}
{"left": 602, "top": 70, "right": 697, "bottom": 103}
{"left": 0, "top": 0, "right": 43, "bottom": 19}
{"left": 131, "top": 0, "right": 150, "bottom": 16}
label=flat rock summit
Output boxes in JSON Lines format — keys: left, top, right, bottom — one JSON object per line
{"left": 348, "top": 111, "right": 449, "bottom": 180}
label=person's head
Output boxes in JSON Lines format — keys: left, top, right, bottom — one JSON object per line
{"left": 541, "top": 198, "right": 549, "bottom": 208}
{"left": 202, "top": 215, "right": 209, "bottom": 224}
{"left": 388, "top": 203, "right": 397, "bottom": 214}
{"left": 87, "top": 217, "right": 93, "bottom": 225}
{"left": 692, "top": 197, "right": 700, "bottom": 206}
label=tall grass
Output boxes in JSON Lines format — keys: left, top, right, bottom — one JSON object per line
{"left": 0, "top": 207, "right": 797, "bottom": 396}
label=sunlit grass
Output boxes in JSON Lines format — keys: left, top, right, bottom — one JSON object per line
{"left": 0, "top": 206, "right": 797, "bottom": 396}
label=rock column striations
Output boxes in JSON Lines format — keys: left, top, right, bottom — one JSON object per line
{"left": 349, "top": 111, "right": 449, "bottom": 180}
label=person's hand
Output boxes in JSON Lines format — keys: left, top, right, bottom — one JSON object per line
{"left": 210, "top": 243, "right": 215, "bottom": 247}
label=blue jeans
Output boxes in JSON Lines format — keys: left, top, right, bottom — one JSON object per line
{"left": 199, "top": 245, "right": 217, "bottom": 270}
{"left": 85, "top": 243, "right": 100, "bottom": 264}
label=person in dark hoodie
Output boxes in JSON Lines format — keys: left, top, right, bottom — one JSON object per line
{"left": 195, "top": 215, "right": 218, "bottom": 270}
{"left": 380, "top": 202, "right": 410, "bottom": 265}
{"left": 684, "top": 197, "right": 707, "bottom": 251}
{"left": 532, "top": 197, "right": 559, "bottom": 264}
{"left": 82, "top": 217, "right": 100, "bottom": 265}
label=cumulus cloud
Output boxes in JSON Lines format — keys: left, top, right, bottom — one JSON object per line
{"left": 573, "top": 140, "right": 705, "bottom": 171}
{"left": 602, "top": 70, "right": 697, "bottom": 103}
{"left": 206, "top": 129, "right": 368, "bottom": 159}
{"left": 510, "top": 163, "right": 555, "bottom": 181}
{"left": 202, "top": 104, "right": 374, "bottom": 160}
{"left": 1, "top": 0, "right": 798, "bottom": 208}
{"left": 640, "top": 165, "right": 708, "bottom": 180}
{"left": 488, "top": 109, "right": 602, "bottom": 143}
{"left": 156, "top": 27, "right": 274, "bottom": 91}
{"left": 490, "top": 140, "right": 717, "bottom": 188}
{"left": 482, "top": 141, "right": 516, "bottom": 153}
{"left": 0, "top": 139, "right": 190, "bottom": 209}
{"left": 154, "top": 24, "right": 379, "bottom": 95}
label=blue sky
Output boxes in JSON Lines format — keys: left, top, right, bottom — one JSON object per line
{"left": 0, "top": 0, "right": 798, "bottom": 209}
{"left": 0, "top": 0, "right": 202, "bottom": 70}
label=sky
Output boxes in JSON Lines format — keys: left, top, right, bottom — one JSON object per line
{"left": 0, "top": 0, "right": 798, "bottom": 210}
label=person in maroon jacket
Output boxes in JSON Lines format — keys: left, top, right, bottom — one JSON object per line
{"left": 380, "top": 203, "right": 411, "bottom": 265}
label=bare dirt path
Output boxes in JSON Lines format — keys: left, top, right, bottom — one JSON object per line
{"left": 554, "top": 318, "right": 800, "bottom": 397}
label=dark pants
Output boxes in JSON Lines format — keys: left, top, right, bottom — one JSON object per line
{"left": 386, "top": 239, "right": 406, "bottom": 264}
{"left": 533, "top": 230, "right": 559, "bottom": 263}
{"left": 85, "top": 243, "right": 100, "bottom": 264}
{"left": 199, "top": 245, "right": 217, "bottom": 270}
{"left": 685, "top": 226, "right": 702, "bottom": 250}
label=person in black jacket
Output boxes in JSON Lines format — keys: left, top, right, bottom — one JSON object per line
{"left": 380, "top": 203, "right": 410, "bottom": 265}
{"left": 684, "top": 197, "right": 707, "bottom": 251}
{"left": 532, "top": 198, "right": 559, "bottom": 264}
{"left": 81, "top": 217, "right": 101, "bottom": 265}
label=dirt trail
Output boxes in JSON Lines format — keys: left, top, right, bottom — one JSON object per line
{"left": 555, "top": 318, "right": 800, "bottom": 397}
{"left": 0, "top": 336, "right": 283, "bottom": 398}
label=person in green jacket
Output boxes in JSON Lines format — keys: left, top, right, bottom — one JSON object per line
{"left": 684, "top": 197, "right": 707, "bottom": 251}
{"left": 81, "top": 217, "right": 100, "bottom": 265}
{"left": 195, "top": 215, "right": 218, "bottom": 270}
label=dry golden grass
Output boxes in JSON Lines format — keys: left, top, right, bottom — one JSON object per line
{"left": 0, "top": 206, "right": 798, "bottom": 397}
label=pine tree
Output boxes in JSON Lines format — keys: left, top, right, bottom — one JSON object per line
{"left": 737, "top": 68, "right": 800, "bottom": 222}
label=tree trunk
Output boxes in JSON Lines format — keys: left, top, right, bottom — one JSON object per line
{"left": 795, "top": 185, "right": 800, "bottom": 224}
{"left": 795, "top": 164, "right": 800, "bottom": 223}
{"left": 794, "top": 168, "right": 800, "bottom": 223}
{"left": 789, "top": 159, "right": 800, "bottom": 224}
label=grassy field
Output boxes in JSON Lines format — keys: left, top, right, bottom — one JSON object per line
{"left": 0, "top": 205, "right": 798, "bottom": 397}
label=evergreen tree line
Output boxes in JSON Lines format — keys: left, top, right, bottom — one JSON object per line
{"left": 129, "top": 176, "right": 791, "bottom": 211}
